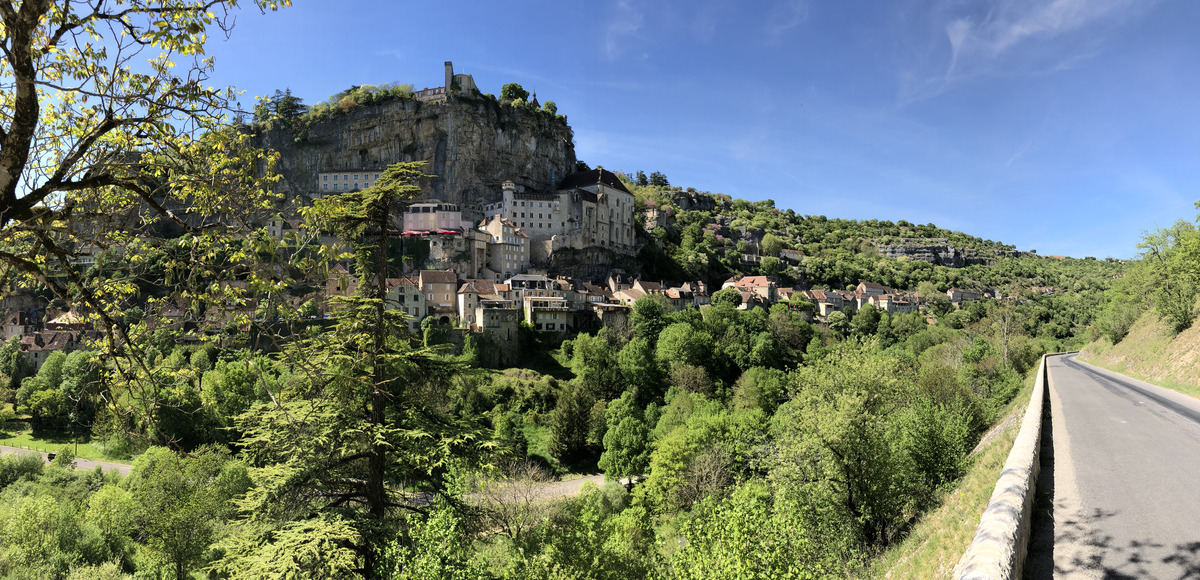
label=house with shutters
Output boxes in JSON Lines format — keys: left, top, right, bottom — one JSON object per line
{"left": 420, "top": 270, "right": 459, "bottom": 324}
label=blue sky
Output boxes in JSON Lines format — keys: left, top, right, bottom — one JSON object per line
{"left": 204, "top": 0, "right": 1200, "bottom": 259}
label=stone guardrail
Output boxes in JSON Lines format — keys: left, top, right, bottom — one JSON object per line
{"left": 953, "top": 351, "right": 1073, "bottom": 579}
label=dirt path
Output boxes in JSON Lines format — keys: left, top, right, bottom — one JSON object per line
{"left": 0, "top": 445, "right": 131, "bottom": 477}
{"left": 466, "top": 473, "right": 637, "bottom": 507}
{"left": 530, "top": 474, "right": 608, "bottom": 500}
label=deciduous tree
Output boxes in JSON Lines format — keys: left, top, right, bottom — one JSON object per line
{"left": 0, "top": 0, "right": 290, "bottom": 449}
{"left": 500, "top": 82, "right": 529, "bottom": 102}
{"left": 711, "top": 287, "right": 742, "bottom": 309}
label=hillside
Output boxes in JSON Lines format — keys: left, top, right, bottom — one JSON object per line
{"left": 1079, "top": 310, "right": 1200, "bottom": 397}
{"left": 627, "top": 183, "right": 1122, "bottom": 330}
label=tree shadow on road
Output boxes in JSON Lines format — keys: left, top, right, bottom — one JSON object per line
{"left": 1042, "top": 506, "right": 1200, "bottom": 579}
{"left": 1023, "top": 384, "right": 1200, "bottom": 579}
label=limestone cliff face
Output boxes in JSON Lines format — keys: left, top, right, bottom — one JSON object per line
{"left": 260, "top": 94, "right": 576, "bottom": 207}
{"left": 873, "top": 242, "right": 993, "bottom": 267}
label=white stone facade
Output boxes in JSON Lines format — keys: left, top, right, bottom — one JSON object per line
{"left": 317, "top": 170, "right": 382, "bottom": 193}
{"left": 483, "top": 169, "right": 637, "bottom": 259}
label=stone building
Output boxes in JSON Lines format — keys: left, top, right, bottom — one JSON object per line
{"left": 525, "top": 296, "right": 571, "bottom": 332}
{"left": 457, "top": 279, "right": 510, "bottom": 328}
{"left": 947, "top": 288, "right": 984, "bottom": 304}
{"left": 20, "top": 331, "right": 82, "bottom": 370}
{"left": 480, "top": 217, "right": 530, "bottom": 280}
{"left": 483, "top": 168, "right": 637, "bottom": 262}
{"left": 475, "top": 301, "right": 521, "bottom": 366}
{"left": 387, "top": 277, "right": 425, "bottom": 333}
{"left": 420, "top": 270, "right": 458, "bottom": 324}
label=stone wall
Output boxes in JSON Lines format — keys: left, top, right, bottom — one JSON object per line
{"left": 953, "top": 354, "right": 1056, "bottom": 579}
{"left": 545, "top": 246, "right": 638, "bottom": 283}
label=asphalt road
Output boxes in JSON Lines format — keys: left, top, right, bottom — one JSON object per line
{"left": 1028, "top": 354, "right": 1200, "bottom": 579}
{"left": 0, "top": 445, "right": 131, "bottom": 476}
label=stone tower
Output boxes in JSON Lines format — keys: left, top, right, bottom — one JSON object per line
{"left": 445, "top": 61, "right": 454, "bottom": 91}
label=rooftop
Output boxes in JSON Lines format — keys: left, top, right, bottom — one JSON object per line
{"left": 558, "top": 167, "right": 632, "bottom": 195}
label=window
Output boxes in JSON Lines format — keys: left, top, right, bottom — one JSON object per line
{"left": 354, "top": 175, "right": 359, "bottom": 180}
{"left": 323, "top": 175, "right": 328, "bottom": 181}
{"left": 332, "top": 175, "right": 338, "bottom": 180}
{"left": 323, "top": 184, "right": 328, "bottom": 190}
{"left": 343, "top": 174, "right": 348, "bottom": 180}
{"left": 374, "top": 173, "right": 380, "bottom": 179}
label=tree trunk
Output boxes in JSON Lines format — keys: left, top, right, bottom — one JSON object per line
{"left": 363, "top": 191, "right": 392, "bottom": 579}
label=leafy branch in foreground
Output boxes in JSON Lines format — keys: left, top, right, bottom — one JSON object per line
{"left": 1, "top": 0, "right": 291, "bottom": 448}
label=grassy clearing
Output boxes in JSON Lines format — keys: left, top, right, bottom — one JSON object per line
{"left": 865, "top": 372, "right": 1034, "bottom": 579}
{"left": 0, "top": 429, "right": 129, "bottom": 464}
{"left": 1080, "top": 310, "right": 1200, "bottom": 399}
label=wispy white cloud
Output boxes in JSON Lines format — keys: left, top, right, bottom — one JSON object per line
{"left": 765, "top": 0, "right": 809, "bottom": 41}
{"left": 946, "top": 0, "right": 1135, "bottom": 74}
{"left": 604, "top": 0, "right": 647, "bottom": 61}
{"left": 1006, "top": 136, "right": 1036, "bottom": 166}
{"left": 900, "top": 0, "right": 1151, "bottom": 104}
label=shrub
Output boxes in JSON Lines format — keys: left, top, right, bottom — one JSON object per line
{"left": 0, "top": 452, "right": 45, "bottom": 488}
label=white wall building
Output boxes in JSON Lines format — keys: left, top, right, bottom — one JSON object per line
{"left": 481, "top": 216, "right": 529, "bottom": 280}
{"left": 482, "top": 168, "right": 637, "bottom": 257}
{"left": 403, "top": 200, "right": 471, "bottom": 232}
{"left": 316, "top": 170, "right": 382, "bottom": 193}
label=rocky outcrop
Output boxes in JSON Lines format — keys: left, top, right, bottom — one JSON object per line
{"left": 546, "top": 247, "right": 639, "bottom": 282}
{"left": 259, "top": 94, "right": 576, "bottom": 208}
{"left": 874, "top": 242, "right": 992, "bottom": 267}
{"left": 640, "top": 208, "right": 675, "bottom": 232}
{"left": 666, "top": 190, "right": 720, "bottom": 212}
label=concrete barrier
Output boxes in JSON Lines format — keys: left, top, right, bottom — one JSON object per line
{"left": 953, "top": 353, "right": 1063, "bottom": 579}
